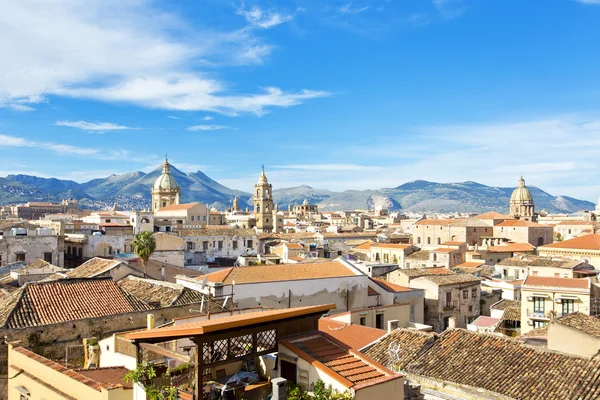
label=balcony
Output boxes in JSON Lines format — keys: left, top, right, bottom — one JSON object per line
{"left": 526, "top": 309, "right": 550, "bottom": 320}
{"left": 443, "top": 300, "right": 458, "bottom": 310}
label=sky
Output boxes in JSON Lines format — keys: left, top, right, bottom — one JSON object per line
{"left": 1, "top": 0, "right": 600, "bottom": 201}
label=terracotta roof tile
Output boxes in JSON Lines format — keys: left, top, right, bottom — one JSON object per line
{"left": 488, "top": 242, "right": 536, "bottom": 253}
{"left": 431, "top": 248, "right": 457, "bottom": 253}
{"left": 371, "top": 243, "right": 412, "bottom": 250}
{"left": 554, "top": 312, "right": 600, "bottom": 339}
{"left": 496, "top": 220, "right": 548, "bottom": 227}
{"left": 523, "top": 275, "right": 589, "bottom": 290}
{"left": 471, "top": 316, "right": 501, "bottom": 328}
{"left": 0, "top": 278, "right": 151, "bottom": 329}
{"left": 352, "top": 241, "right": 377, "bottom": 251}
{"left": 399, "top": 267, "right": 455, "bottom": 278}
{"left": 64, "top": 258, "right": 123, "bottom": 278}
{"left": 490, "top": 299, "right": 521, "bottom": 311}
{"left": 282, "top": 334, "right": 395, "bottom": 389}
{"left": 406, "top": 328, "right": 600, "bottom": 400}
{"left": 118, "top": 276, "right": 205, "bottom": 308}
{"left": 370, "top": 278, "right": 412, "bottom": 292}
{"left": 193, "top": 261, "right": 356, "bottom": 285}
{"left": 319, "top": 319, "right": 387, "bottom": 350}
{"left": 441, "top": 241, "right": 466, "bottom": 246}
{"left": 474, "top": 212, "right": 513, "bottom": 220}
{"left": 155, "top": 203, "right": 201, "bottom": 211}
{"left": 540, "top": 234, "right": 600, "bottom": 251}
{"left": 415, "top": 273, "right": 481, "bottom": 286}
{"left": 362, "top": 329, "right": 436, "bottom": 370}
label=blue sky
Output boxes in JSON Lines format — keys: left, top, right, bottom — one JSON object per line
{"left": 1, "top": 0, "right": 600, "bottom": 201}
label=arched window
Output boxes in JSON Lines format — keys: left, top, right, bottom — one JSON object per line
{"left": 437, "top": 238, "right": 441, "bottom": 245}
{"left": 257, "top": 205, "right": 260, "bottom": 213}
{"left": 433, "top": 254, "right": 438, "bottom": 262}
{"left": 266, "top": 204, "right": 269, "bottom": 211}
{"left": 162, "top": 201, "right": 166, "bottom": 207}
{"left": 266, "top": 189, "right": 270, "bottom": 197}
{"left": 537, "top": 237, "right": 544, "bottom": 246}
{"left": 427, "top": 237, "right": 431, "bottom": 245}
{"left": 257, "top": 189, "right": 261, "bottom": 197}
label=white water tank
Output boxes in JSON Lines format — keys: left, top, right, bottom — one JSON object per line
{"left": 36, "top": 228, "right": 52, "bottom": 236}
{"left": 11, "top": 228, "right": 27, "bottom": 236}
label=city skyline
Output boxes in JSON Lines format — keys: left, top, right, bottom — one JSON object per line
{"left": 1, "top": 0, "right": 600, "bottom": 200}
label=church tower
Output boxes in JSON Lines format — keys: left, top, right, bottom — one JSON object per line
{"left": 254, "top": 167, "right": 274, "bottom": 233}
{"left": 151, "top": 157, "right": 181, "bottom": 213}
{"left": 509, "top": 176, "right": 535, "bottom": 220}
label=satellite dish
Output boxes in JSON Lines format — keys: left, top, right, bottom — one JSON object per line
{"left": 200, "top": 276, "right": 208, "bottom": 289}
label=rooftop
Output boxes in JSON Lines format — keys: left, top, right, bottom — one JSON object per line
{"left": 398, "top": 267, "right": 455, "bottom": 278}
{"left": 496, "top": 220, "right": 548, "bottom": 228}
{"left": 118, "top": 276, "right": 206, "bottom": 308}
{"left": 488, "top": 242, "right": 536, "bottom": 253}
{"left": 319, "top": 319, "right": 387, "bottom": 350}
{"left": 189, "top": 260, "right": 358, "bottom": 285}
{"left": 497, "top": 255, "right": 584, "bottom": 269}
{"left": 179, "top": 228, "right": 256, "bottom": 237}
{"left": 125, "top": 304, "right": 335, "bottom": 341}
{"left": 11, "top": 346, "right": 132, "bottom": 391}
{"left": 155, "top": 203, "right": 199, "bottom": 212}
{"left": 490, "top": 299, "right": 521, "bottom": 311}
{"left": 362, "top": 329, "right": 436, "bottom": 370}
{"left": 414, "top": 273, "right": 481, "bottom": 286}
{"left": 282, "top": 334, "right": 398, "bottom": 390}
{"left": 405, "top": 328, "right": 600, "bottom": 400}
{"left": 371, "top": 243, "right": 412, "bottom": 250}
{"left": 474, "top": 211, "right": 514, "bottom": 220}
{"left": 554, "top": 312, "right": 600, "bottom": 339}
{"left": 470, "top": 316, "right": 501, "bottom": 328}
{"left": 540, "top": 234, "right": 600, "bottom": 251}
{"left": 370, "top": 277, "right": 413, "bottom": 293}
{"left": 62, "top": 257, "right": 124, "bottom": 279}
{"left": 0, "top": 278, "right": 150, "bottom": 329}
{"left": 352, "top": 240, "right": 377, "bottom": 251}
{"left": 523, "top": 275, "right": 590, "bottom": 290}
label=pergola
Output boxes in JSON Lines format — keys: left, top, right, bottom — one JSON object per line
{"left": 125, "top": 304, "right": 335, "bottom": 399}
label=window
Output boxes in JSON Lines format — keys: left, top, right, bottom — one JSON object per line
{"left": 562, "top": 299, "right": 575, "bottom": 316}
{"left": 162, "top": 201, "right": 166, "bottom": 207}
{"left": 375, "top": 313, "right": 384, "bottom": 330}
{"left": 257, "top": 189, "right": 261, "bottom": 197}
{"left": 233, "top": 240, "right": 238, "bottom": 250}
{"left": 533, "top": 297, "right": 545, "bottom": 314}
{"left": 191, "top": 216, "right": 194, "bottom": 221}
{"left": 469, "top": 305, "right": 473, "bottom": 312}
{"left": 410, "top": 304, "right": 415, "bottom": 322}
{"left": 537, "top": 237, "right": 544, "bottom": 246}
{"left": 427, "top": 237, "right": 431, "bottom": 245}
{"left": 247, "top": 240, "right": 253, "bottom": 248}
{"left": 445, "top": 291, "right": 452, "bottom": 307}
{"left": 43, "top": 252, "right": 52, "bottom": 263}
{"left": 257, "top": 205, "right": 261, "bottom": 213}
{"left": 203, "top": 216, "right": 206, "bottom": 221}
{"left": 463, "top": 290, "right": 469, "bottom": 299}
{"left": 503, "top": 269, "right": 509, "bottom": 278}
{"left": 218, "top": 241, "right": 223, "bottom": 250}
{"left": 417, "top": 237, "right": 421, "bottom": 244}
{"left": 471, "top": 288, "right": 477, "bottom": 298}
{"left": 16, "top": 253, "right": 25, "bottom": 262}
{"left": 359, "top": 316, "right": 366, "bottom": 326}
{"left": 203, "top": 241, "right": 209, "bottom": 250}
{"left": 433, "top": 254, "right": 438, "bottom": 262}
{"left": 437, "top": 238, "right": 441, "bottom": 245}
{"left": 187, "top": 242, "right": 194, "bottom": 251}
{"left": 533, "top": 320, "right": 547, "bottom": 329}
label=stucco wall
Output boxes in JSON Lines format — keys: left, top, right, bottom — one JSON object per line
{"left": 0, "top": 235, "right": 64, "bottom": 267}
{"left": 548, "top": 322, "right": 600, "bottom": 358}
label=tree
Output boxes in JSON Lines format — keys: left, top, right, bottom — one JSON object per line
{"left": 132, "top": 231, "right": 156, "bottom": 277}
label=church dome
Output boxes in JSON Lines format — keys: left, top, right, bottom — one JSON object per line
{"left": 510, "top": 176, "right": 533, "bottom": 203}
{"left": 153, "top": 159, "right": 179, "bottom": 191}
{"left": 257, "top": 167, "right": 268, "bottom": 184}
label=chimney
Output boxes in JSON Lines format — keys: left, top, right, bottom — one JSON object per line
{"left": 147, "top": 314, "right": 155, "bottom": 330}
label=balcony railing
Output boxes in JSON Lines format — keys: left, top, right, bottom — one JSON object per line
{"left": 443, "top": 300, "right": 458, "bottom": 310}
{"left": 527, "top": 309, "right": 550, "bottom": 320}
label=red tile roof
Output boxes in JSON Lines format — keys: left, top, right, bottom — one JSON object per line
{"left": 155, "top": 203, "right": 201, "bottom": 211}
{"left": 471, "top": 316, "right": 501, "bottom": 328}
{"left": 367, "top": 286, "right": 379, "bottom": 296}
{"left": 0, "top": 278, "right": 151, "bottom": 329}
{"left": 540, "top": 234, "right": 600, "bottom": 251}
{"left": 474, "top": 212, "right": 513, "bottom": 220}
{"left": 370, "top": 278, "right": 412, "bottom": 292}
{"left": 488, "top": 242, "right": 535, "bottom": 253}
{"left": 441, "top": 241, "right": 466, "bottom": 246}
{"left": 371, "top": 243, "right": 412, "bottom": 250}
{"left": 362, "top": 329, "right": 436, "bottom": 370}
{"left": 352, "top": 241, "right": 377, "bottom": 251}
{"left": 281, "top": 334, "right": 399, "bottom": 390}
{"left": 415, "top": 219, "right": 455, "bottom": 226}
{"left": 11, "top": 346, "right": 132, "bottom": 391}
{"left": 192, "top": 261, "right": 357, "bottom": 285}
{"left": 523, "top": 275, "right": 590, "bottom": 290}
{"left": 319, "top": 319, "right": 387, "bottom": 350}
{"left": 431, "top": 247, "right": 457, "bottom": 253}
{"left": 496, "top": 220, "right": 548, "bottom": 228}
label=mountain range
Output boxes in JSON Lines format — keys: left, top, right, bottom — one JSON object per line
{"left": 0, "top": 166, "right": 595, "bottom": 214}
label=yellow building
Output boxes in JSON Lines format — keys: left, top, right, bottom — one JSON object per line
{"left": 537, "top": 234, "right": 600, "bottom": 266}
{"left": 369, "top": 243, "right": 416, "bottom": 264}
{"left": 8, "top": 343, "right": 132, "bottom": 400}
{"left": 151, "top": 157, "right": 181, "bottom": 213}
{"left": 520, "top": 275, "right": 592, "bottom": 334}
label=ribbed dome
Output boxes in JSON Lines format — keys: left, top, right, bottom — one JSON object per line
{"left": 257, "top": 167, "right": 268, "bottom": 184}
{"left": 153, "top": 160, "right": 179, "bottom": 191}
{"left": 510, "top": 177, "right": 533, "bottom": 203}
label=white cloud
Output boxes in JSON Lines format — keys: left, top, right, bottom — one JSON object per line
{"left": 0, "top": 1, "right": 328, "bottom": 115}
{"left": 203, "top": 116, "right": 214, "bottom": 121}
{"left": 167, "top": 115, "right": 180, "bottom": 119}
{"left": 55, "top": 120, "right": 140, "bottom": 131}
{"left": 188, "top": 124, "right": 231, "bottom": 131}
{"left": 237, "top": 5, "right": 294, "bottom": 29}
{"left": 339, "top": 2, "right": 369, "bottom": 14}
{"left": 577, "top": 0, "right": 600, "bottom": 4}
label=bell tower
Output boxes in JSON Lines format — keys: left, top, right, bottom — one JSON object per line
{"left": 254, "top": 166, "right": 274, "bottom": 233}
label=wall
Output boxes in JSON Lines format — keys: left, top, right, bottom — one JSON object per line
{"left": 0, "top": 235, "right": 64, "bottom": 267}
{"left": 548, "top": 322, "right": 600, "bottom": 358}
{"left": 537, "top": 247, "right": 600, "bottom": 268}
{"left": 87, "top": 235, "right": 132, "bottom": 258}
{"left": 8, "top": 344, "right": 132, "bottom": 400}
{"left": 355, "top": 376, "right": 404, "bottom": 400}
{"left": 329, "top": 303, "right": 411, "bottom": 330}
{"left": 405, "top": 373, "right": 514, "bottom": 400}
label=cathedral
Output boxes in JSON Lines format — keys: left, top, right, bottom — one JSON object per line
{"left": 151, "top": 157, "right": 181, "bottom": 213}
{"left": 509, "top": 176, "right": 535, "bottom": 220}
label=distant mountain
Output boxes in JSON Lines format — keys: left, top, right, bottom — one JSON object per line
{"left": 273, "top": 180, "right": 596, "bottom": 214}
{"left": 0, "top": 168, "right": 594, "bottom": 214}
